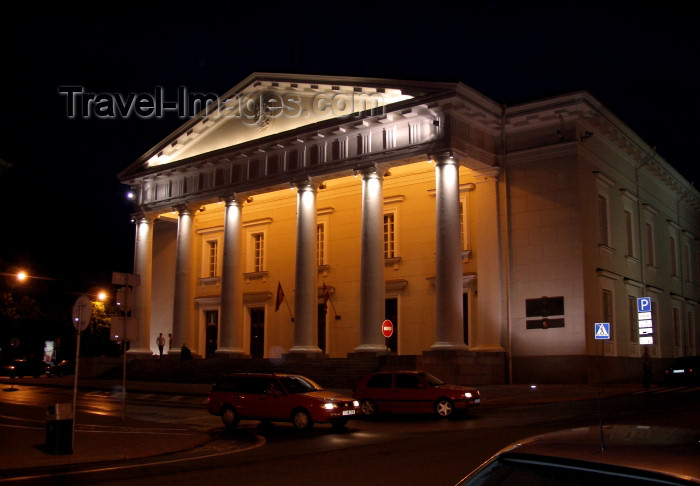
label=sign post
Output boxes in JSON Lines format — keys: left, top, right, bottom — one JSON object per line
{"left": 71, "top": 295, "right": 91, "bottom": 451}
{"left": 637, "top": 297, "right": 654, "bottom": 345}
{"left": 111, "top": 272, "right": 140, "bottom": 421}
{"left": 382, "top": 320, "right": 393, "bottom": 354}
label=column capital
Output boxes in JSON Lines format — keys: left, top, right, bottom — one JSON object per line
{"left": 131, "top": 212, "right": 156, "bottom": 224}
{"left": 292, "top": 178, "right": 320, "bottom": 192}
{"left": 172, "top": 203, "right": 199, "bottom": 215}
{"left": 355, "top": 164, "right": 384, "bottom": 180}
{"left": 219, "top": 194, "right": 245, "bottom": 206}
{"left": 431, "top": 152, "right": 459, "bottom": 166}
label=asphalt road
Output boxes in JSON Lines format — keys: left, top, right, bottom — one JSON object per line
{"left": 2, "top": 384, "right": 698, "bottom": 485}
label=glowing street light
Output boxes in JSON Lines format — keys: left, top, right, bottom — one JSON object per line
{"left": 97, "top": 291, "right": 107, "bottom": 301}
{"left": 16, "top": 271, "right": 27, "bottom": 282}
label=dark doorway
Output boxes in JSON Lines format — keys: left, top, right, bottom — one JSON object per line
{"left": 317, "top": 304, "right": 327, "bottom": 353}
{"left": 205, "top": 310, "right": 218, "bottom": 359}
{"left": 463, "top": 293, "right": 469, "bottom": 346}
{"left": 250, "top": 307, "right": 265, "bottom": 359}
{"left": 385, "top": 298, "right": 398, "bottom": 353}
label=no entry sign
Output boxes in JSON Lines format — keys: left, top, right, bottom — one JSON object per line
{"left": 382, "top": 320, "right": 393, "bottom": 338}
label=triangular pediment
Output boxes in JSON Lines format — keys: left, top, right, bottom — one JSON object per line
{"left": 120, "top": 73, "right": 458, "bottom": 179}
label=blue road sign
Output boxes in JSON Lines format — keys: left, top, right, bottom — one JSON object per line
{"left": 637, "top": 297, "right": 651, "bottom": 313}
{"left": 595, "top": 322, "right": 610, "bottom": 340}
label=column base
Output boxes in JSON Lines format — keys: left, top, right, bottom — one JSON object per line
{"left": 126, "top": 348, "right": 154, "bottom": 358}
{"left": 214, "top": 348, "right": 247, "bottom": 358}
{"left": 467, "top": 344, "right": 506, "bottom": 352}
{"left": 288, "top": 346, "right": 323, "bottom": 356}
{"left": 353, "top": 344, "right": 389, "bottom": 355}
{"left": 430, "top": 342, "right": 469, "bottom": 351}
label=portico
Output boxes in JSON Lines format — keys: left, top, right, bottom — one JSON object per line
{"left": 119, "top": 73, "right": 504, "bottom": 361}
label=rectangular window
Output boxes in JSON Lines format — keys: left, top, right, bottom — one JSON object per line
{"left": 252, "top": 232, "right": 264, "bottom": 272}
{"left": 628, "top": 295, "right": 638, "bottom": 344}
{"left": 646, "top": 223, "right": 655, "bottom": 266}
{"left": 602, "top": 289, "right": 614, "bottom": 340}
{"left": 625, "top": 211, "right": 634, "bottom": 257}
{"left": 207, "top": 240, "right": 218, "bottom": 277}
{"left": 670, "top": 236, "right": 678, "bottom": 276}
{"left": 598, "top": 195, "right": 609, "bottom": 246}
{"left": 525, "top": 296, "right": 565, "bottom": 329}
{"left": 317, "top": 223, "right": 326, "bottom": 266}
{"left": 384, "top": 213, "right": 396, "bottom": 259}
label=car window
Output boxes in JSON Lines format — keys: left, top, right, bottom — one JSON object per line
{"left": 279, "top": 376, "right": 323, "bottom": 393}
{"left": 214, "top": 376, "right": 239, "bottom": 392}
{"left": 395, "top": 373, "right": 422, "bottom": 389}
{"left": 419, "top": 372, "right": 445, "bottom": 386}
{"left": 366, "top": 374, "right": 392, "bottom": 388}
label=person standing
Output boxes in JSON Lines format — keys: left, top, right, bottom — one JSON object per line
{"left": 156, "top": 333, "right": 166, "bottom": 358}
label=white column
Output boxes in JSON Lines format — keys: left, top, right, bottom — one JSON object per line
{"left": 472, "top": 169, "right": 505, "bottom": 351}
{"left": 128, "top": 214, "right": 153, "bottom": 356}
{"left": 355, "top": 167, "right": 387, "bottom": 353}
{"left": 289, "top": 181, "right": 322, "bottom": 354}
{"left": 217, "top": 195, "right": 245, "bottom": 356}
{"left": 432, "top": 154, "right": 468, "bottom": 350}
{"left": 170, "top": 204, "right": 194, "bottom": 356}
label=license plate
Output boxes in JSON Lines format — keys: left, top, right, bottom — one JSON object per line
{"left": 342, "top": 410, "right": 356, "bottom": 416}
{"left": 474, "top": 399, "right": 481, "bottom": 404}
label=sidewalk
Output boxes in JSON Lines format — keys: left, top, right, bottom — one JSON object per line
{"left": 0, "top": 377, "right": 645, "bottom": 478}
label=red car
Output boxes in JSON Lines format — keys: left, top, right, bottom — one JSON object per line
{"left": 207, "top": 373, "right": 360, "bottom": 430}
{"left": 353, "top": 370, "right": 480, "bottom": 418}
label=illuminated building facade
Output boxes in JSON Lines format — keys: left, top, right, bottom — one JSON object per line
{"left": 119, "top": 73, "right": 699, "bottom": 383}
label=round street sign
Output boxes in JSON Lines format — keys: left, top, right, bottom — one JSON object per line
{"left": 382, "top": 319, "right": 393, "bottom": 338}
{"left": 72, "top": 295, "right": 92, "bottom": 332}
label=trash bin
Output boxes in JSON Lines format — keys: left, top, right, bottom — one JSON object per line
{"left": 46, "top": 403, "right": 73, "bottom": 454}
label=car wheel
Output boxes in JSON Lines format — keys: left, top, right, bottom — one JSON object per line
{"left": 434, "top": 398, "right": 454, "bottom": 418}
{"left": 292, "top": 409, "right": 312, "bottom": 430}
{"left": 360, "top": 399, "right": 377, "bottom": 416}
{"left": 221, "top": 406, "right": 239, "bottom": 430}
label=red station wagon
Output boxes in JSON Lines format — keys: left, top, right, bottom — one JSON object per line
{"left": 207, "top": 373, "right": 360, "bottom": 430}
{"left": 353, "top": 370, "right": 480, "bottom": 418}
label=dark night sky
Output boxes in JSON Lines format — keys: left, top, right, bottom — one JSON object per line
{"left": 0, "top": 1, "right": 698, "bottom": 298}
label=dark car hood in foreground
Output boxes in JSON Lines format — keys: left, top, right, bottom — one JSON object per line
{"left": 492, "top": 425, "right": 700, "bottom": 482}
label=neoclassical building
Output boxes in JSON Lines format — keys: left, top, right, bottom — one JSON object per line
{"left": 118, "top": 73, "right": 699, "bottom": 383}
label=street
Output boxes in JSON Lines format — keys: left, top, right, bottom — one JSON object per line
{"left": 1, "top": 381, "right": 699, "bottom": 485}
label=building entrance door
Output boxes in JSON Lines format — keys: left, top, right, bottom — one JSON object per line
{"left": 463, "top": 293, "right": 469, "bottom": 346}
{"left": 250, "top": 307, "right": 265, "bottom": 358}
{"left": 205, "top": 310, "right": 218, "bottom": 359}
{"left": 317, "top": 304, "right": 327, "bottom": 353}
{"left": 385, "top": 298, "right": 398, "bottom": 353}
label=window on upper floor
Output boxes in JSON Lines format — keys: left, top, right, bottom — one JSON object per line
{"left": 206, "top": 240, "right": 218, "bottom": 277}
{"left": 384, "top": 212, "right": 396, "bottom": 259}
{"left": 602, "top": 288, "right": 614, "bottom": 340}
{"left": 645, "top": 222, "right": 656, "bottom": 266}
{"left": 598, "top": 194, "right": 609, "bottom": 246}
{"left": 317, "top": 222, "right": 326, "bottom": 267}
{"left": 251, "top": 232, "right": 264, "bottom": 273}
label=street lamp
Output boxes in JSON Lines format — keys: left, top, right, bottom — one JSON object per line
{"left": 16, "top": 271, "right": 27, "bottom": 282}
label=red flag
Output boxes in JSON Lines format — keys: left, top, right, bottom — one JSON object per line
{"left": 322, "top": 282, "right": 330, "bottom": 313}
{"left": 275, "top": 282, "right": 285, "bottom": 311}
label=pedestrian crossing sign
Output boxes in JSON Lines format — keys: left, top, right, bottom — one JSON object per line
{"left": 595, "top": 322, "right": 610, "bottom": 340}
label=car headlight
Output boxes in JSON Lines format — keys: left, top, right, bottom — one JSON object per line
{"left": 353, "top": 400, "right": 360, "bottom": 407}
{"left": 465, "top": 392, "right": 473, "bottom": 399}
{"left": 323, "top": 402, "right": 337, "bottom": 410}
